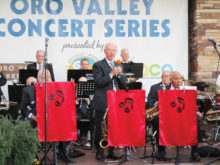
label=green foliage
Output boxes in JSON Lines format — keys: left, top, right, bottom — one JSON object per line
{"left": 0, "top": 115, "right": 14, "bottom": 165}
{"left": 11, "top": 118, "right": 39, "bottom": 165}
{"left": 0, "top": 115, "right": 39, "bottom": 165}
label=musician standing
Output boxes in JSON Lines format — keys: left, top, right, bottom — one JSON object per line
{"left": 120, "top": 48, "right": 130, "bottom": 64}
{"left": 27, "top": 50, "right": 55, "bottom": 81}
{"left": 92, "top": 42, "right": 126, "bottom": 161}
{"left": 0, "top": 71, "right": 7, "bottom": 102}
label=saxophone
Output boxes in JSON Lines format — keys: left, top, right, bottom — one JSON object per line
{"left": 99, "top": 107, "right": 109, "bottom": 156}
{"left": 206, "top": 110, "right": 220, "bottom": 122}
{"left": 146, "top": 106, "right": 159, "bottom": 121}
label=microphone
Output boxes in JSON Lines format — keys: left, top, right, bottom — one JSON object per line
{"left": 45, "top": 37, "right": 49, "bottom": 43}
{"left": 209, "top": 37, "right": 218, "bottom": 45}
{"left": 25, "top": 61, "right": 35, "bottom": 63}
{"left": 45, "top": 37, "right": 49, "bottom": 48}
{"left": 116, "top": 59, "right": 121, "bottom": 66}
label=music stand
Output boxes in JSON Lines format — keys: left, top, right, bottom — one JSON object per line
{"left": 19, "top": 69, "right": 38, "bottom": 84}
{"left": 67, "top": 69, "right": 93, "bottom": 82}
{"left": 119, "top": 147, "right": 146, "bottom": 164}
{"left": 107, "top": 90, "right": 146, "bottom": 164}
{"left": 123, "top": 63, "right": 143, "bottom": 79}
{"left": 8, "top": 84, "right": 26, "bottom": 104}
{"left": 127, "top": 82, "right": 142, "bottom": 90}
{"left": 77, "top": 81, "right": 95, "bottom": 98}
{"left": 141, "top": 131, "right": 157, "bottom": 164}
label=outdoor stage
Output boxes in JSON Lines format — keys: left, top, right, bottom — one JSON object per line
{"left": 38, "top": 139, "right": 220, "bottom": 165}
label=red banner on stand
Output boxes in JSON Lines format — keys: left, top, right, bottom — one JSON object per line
{"left": 36, "top": 82, "right": 77, "bottom": 142}
{"left": 107, "top": 90, "right": 146, "bottom": 147}
{"left": 158, "top": 90, "right": 198, "bottom": 146}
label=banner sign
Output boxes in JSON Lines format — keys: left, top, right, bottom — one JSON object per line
{"left": 0, "top": 63, "right": 27, "bottom": 81}
{"left": 0, "top": 0, "right": 188, "bottom": 98}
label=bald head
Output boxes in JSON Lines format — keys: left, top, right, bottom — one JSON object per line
{"left": 161, "top": 70, "right": 171, "bottom": 86}
{"left": 121, "top": 48, "right": 129, "bottom": 63}
{"left": 78, "top": 76, "right": 87, "bottom": 82}
{"left": 26, "top": 77, "right": 37, "bottom": 86}
{"left": 170, "top": 71, "right": 183, "bottom": 88}
{"left": 104, "top": 42, "right": 117, "bottom": 61}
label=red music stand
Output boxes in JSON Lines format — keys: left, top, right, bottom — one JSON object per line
{"left": 158, "top": 89, "right": 198, "bottom": 165}
{"left": 36, "top": 82, "right": 77, "bottom": 165}
{"left": 107, "top": 90, "right": 146, "bottom": 163}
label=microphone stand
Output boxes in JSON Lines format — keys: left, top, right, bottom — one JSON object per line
{"left": 40, "top": 38, "right": 49, "bottom": 165}
{"left": 205, "top": 42, "right": 220, "bottom": 165}
{"left": 212, "top": 42, "right": 220, "bottom": 108}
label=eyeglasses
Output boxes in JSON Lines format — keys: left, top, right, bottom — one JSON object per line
{"left": 106, "top": 49, "right": 116, "bottom": 53}
{"left": 162, "top": 75, "right": 170, "bottom": 78}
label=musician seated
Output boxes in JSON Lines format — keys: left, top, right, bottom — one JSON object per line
{"left": 18, "top": 69, "right": 52, "bottom": 128}
{"left": 147, "top": 71, "right": 201, "bottom": 162}
{"left": 76, "top": 77, "right": 90, "bottom": 111}
{"left": 76, "top": 76, "right": 93, "bottom": 148}
{"left": 18, "top": 77, "right": 37, "bottom": 126}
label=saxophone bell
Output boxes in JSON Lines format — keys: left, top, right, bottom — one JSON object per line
{"left": 99, "top": 139, "right": 108, "bottom": 149}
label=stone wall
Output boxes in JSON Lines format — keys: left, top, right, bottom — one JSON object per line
{"left": 189, "top": 0, "right": 220, "bottom": 84}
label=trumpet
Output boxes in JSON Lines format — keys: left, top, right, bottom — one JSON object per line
{"left": 146, "top": 106, "right": 159, "bottom": 121}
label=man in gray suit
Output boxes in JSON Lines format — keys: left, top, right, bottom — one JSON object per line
{"left": 92, "top": 43, "right": 126, "bottom": 161}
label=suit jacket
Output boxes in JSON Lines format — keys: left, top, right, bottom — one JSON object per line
{"left": 19, "top": 85, "right": 36, "bottom": 116}
{"left": 147, "top": 82, "right": 171, "bottom": 109}
{"left": 0, "top": 72, "right": 7, "bottom": 97}
{"left": 27, "top": 62, "right": 55, "bottom": 81}
{"left": 92, "top": 58, "right": 126, "bottom": 112}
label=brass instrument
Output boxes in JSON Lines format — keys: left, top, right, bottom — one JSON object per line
{"left": 0, "top": 101, "right": 9, "bottom": 111}
{"left": 99, "top": 107, "right": 109, "bottom": 156}
{"left": 146, "top": 106, "right": 159, "bottom": 121}
{"left": 0, "top": 95, "right": 15, "bottom": 111}
{"left": 206, "top": 110, "right": 220, "bottom": 122}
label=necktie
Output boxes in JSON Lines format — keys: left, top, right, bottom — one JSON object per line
{"left": 109, "top": 61, "right": 119, "bottom": 90}
{"left": 39, "top": 64, "right": 42, "bottom": 70}
{"left": 110, "top": 61, "right": 114, "bottom": 69}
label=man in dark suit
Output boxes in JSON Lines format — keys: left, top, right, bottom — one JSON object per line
{"left": 27, "top": 50, "right": 55, "bottom": 81}
{"left": 92, "top": 42, "right": 127, "bottom": 161}
{"left": 19, "top": 77, "right": 37, "bottom": 127}
{"left": 19, "top": 69, "right": 53, "bottom": 127}
{"left": 0, "top": 72, "right": 7, "bottom": 102}
{"left": 146, "top": 70, "right": 171, "bottom": 160}
{"left": 147, "top": 70, "right": 171, "bottom": 109}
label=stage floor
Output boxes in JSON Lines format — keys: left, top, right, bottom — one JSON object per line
{"left": 37, "top": 140, "right": 220, "bottom": 165}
